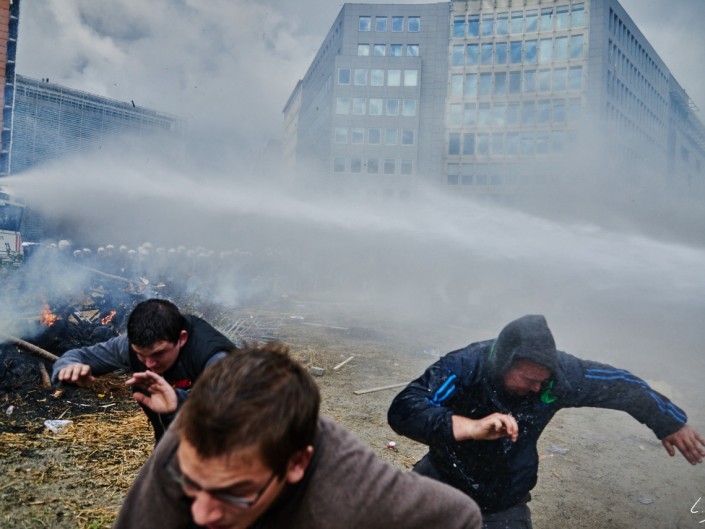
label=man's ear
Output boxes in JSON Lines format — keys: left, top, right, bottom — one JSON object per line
{"left": 285, "top": 446, "right": 313, "bottom": 484}
{"left": 177, "top": 330, "right": 188, "bottom": 348}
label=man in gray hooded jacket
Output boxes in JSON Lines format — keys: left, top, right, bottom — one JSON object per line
{"left": 388, "top": 314, "right": 705, "bottom": 528}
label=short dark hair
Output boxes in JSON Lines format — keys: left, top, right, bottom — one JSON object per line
{"left": 178, "top": 343, "right": 320, "bottom": 477}
{"left": 126, "top": 299, "right": 186, "bottom": 347}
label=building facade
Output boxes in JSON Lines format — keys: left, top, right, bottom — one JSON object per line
{"left": 0, "top": 0, "right": 19, "bottom": 176}
{"left": 285, "top": 0, "right": 705, "bottom": 198}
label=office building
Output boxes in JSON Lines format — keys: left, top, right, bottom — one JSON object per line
{"left": 285, "top": 0, "right": 705, "bottom": 198}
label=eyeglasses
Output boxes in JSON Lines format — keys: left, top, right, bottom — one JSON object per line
{"left": 164, "top": 451, "right": 277, "bottom": 509}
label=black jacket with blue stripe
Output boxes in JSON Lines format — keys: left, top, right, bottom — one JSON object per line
{"left": 387, "top": 315, "right": 687, "bottom": 514}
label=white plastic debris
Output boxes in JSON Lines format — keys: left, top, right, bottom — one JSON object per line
{"left": 638, "top": 495, "right": 654, "bottom": 505}
{"left": 387, "top": 441, "right": 397, "bottom": 451}
{"left": 5, "top": 405, "right": 15, "bottom": 415}
{"left": 44, "top": 419, "right": 73, "bottom": 434}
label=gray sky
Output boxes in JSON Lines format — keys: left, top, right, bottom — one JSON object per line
{"left": 15, "top": 0, "right": 705, "bottom": 165}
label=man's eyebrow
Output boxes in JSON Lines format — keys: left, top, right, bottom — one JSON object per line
{"left": 182, "top": 471, "right": 258, "bottom": 493}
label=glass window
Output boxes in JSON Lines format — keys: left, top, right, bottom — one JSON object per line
{"left": 402, "top": 129, "right": 414, "bottom": 145}
{"left": 510, "top": 41, "right": 522, "bottom": 63}
{"left": 407, "top": 44, "right": 419, "bottom": 56}
{"left": 353, "top": 98, "right": 366, "bottom": 115}
{"left": 525, "top": 10, "right": 538, "bottom": 32}
{"left": 556, "top": 6, "right": 569, "bottom": 29}
{"left": 568, "top": 98, "right": 582, "bottom": 121}
{"left": 351, "top": 158, "right": 362, "bottom": 173}
{"left": 401, "top": 160, "right": 413, "bottom": 175}
{"left": 403, "top": 99, "right": 417, "bottom": 116}
{"left": 369, "top": 128, "right": 381, "bottom": 144}
{"left": 392, "top": 16, "right": 403, "bottom": 32}
{"left": 511, "top": 11, "right": 523, "bottom": 34}
{"left": 539, "top": 39, "right": 552, "bottom": 62}
{"left": 404, "top": 70, "right": 418, "bottom": 86}
{"left": 369, "top": 98, "right": 383, "bottom": 115}
{"left": 408, "top": 17, "right": 420, "bottom": 32}
{"left": 540, "top": 8, "right": 553, "bottom": 31}
{"left": 465, "top": 73, "right": 477, "bottom": 96}
{"left": 539, "top": 69, "right": 551, "bottom": 92}
{"left": 354, "top": 69, "right": 368, "bottom": 85}
{"left": 522, "top": 101, "right": 535, "bottom": 124}
{"left": 524, "top": 69, "right": 536, "bottom": 93}
{"left": 386, "top": 99, "right": 399, "bottom": 115}
{"left": 509, "top": 71, "right": 521, "bottom": 94}
{"left": 552, "top": 130, "right": 564, "bottom": 152}
{"left": 359, "top": 16, "right": 371, "bottom": 31}
{"left": 390, "top": 44, "right": 403, "bottom": 57}
{"left": 495, "top": 42, "right": 507, "bottom": 64}
{"left": 468, "top": 15, "right": 479, "bottom": 37}
{"left": 384, "top": 159, "right": 396, "bottom": 174}
{"left": 521, "top": 134, "right": 534, "bottom": 155}
{"left": 554, "top": 100, "right": 566, "bottom": 122}
{"left": 569, "top": 66, "right": 582, "bottom": 90}
{"left": 448, "top": 174, "right": 459, "bottom": 185}
{"left": 334, "top": 157, "right": 345, "bottom": 172}
{"left": 374, "top": 44, "right": 386, "bottom": 56}
{"left": 451, "top": 74, "right": 463, "bottom": 97}
{"left": 358, "top": 44, "right": 370, "bottom": 56}
{"left": 453, "top": 16, "right": 466, "bottom": 37}
{"left": 375, "top": 17, "right": 387, "bottom": 32}
{"left": 479, "top": 73, "right": 492, "bottom": 95}
{"left": 388, "top": 70, "right": 401, "bottom": 86}
{"left": 538, "top": 100, "right": 551, "bottom": 123}
{"left": 478, "top": 102, "right": 491, "bottom": 126}
{"left": 494, "top": 72, "right": 507, "bottom": 95}
{"left": 335, "top": 127, "right": 348, "bottom": 143}
{"left": 493, "top": 102, "right": 506, "bottom": 126}
{"left": 536, "top": 134, "right": 549, "bottom": 154}
{"left": 448, "top": 133, "right": 461, "bottom": 155}
{"left": 449, "top": 103, "right": 463, "bottom": 126}
{"left": 570, "top": 35, "right": 584, "bottom": 59}
{"left": 452, "top": 44, "right": 465, "bottom": 66}
{"left": 496, "top": 13, "right": 508, "bottom": 35}
{"left": 336, "top": 97, "right": 350, "bottom": 114}
{"left": 481, "top": 43, "right": 493, "bottom": 65}
{"left": 477, "top": 134, "right": 489, "bottom": 155}
{"left": 553, "top": 68, "right": 567, "bottom": 91}
{"left": 351, "top": 128, "right": 365, "bottom": 144}
{"left": 492, "top": 133, "right": 505, "bottom": 155}
{"left": 481, "top": 14, "right": 494, "bottom": 36}
{"left": 371, "top": 69, "right": 384, "bottom": 86}
{"left": 385, "top": 128, "right": 398, "bottom": 145}
{"left": 507, "top": 103, "right": 520, "bottom": 124}
{"left": 463, "top": 133, "right": 475, "bottom": 155}
{"left": 476, "top": 174, "right": 487, "bottom": 185}
{"left": 525, "top": 40, "right": 537, "bottom": 63}
{"left": 555, "top": 37, "right": 568, "bottom": 60}
{"left": 466, "top": 44, "right": 478, "bottom": 66}
{"left": 572, "top": 4, "right": 585, "bottom": 27}
{"left": 507, "top": 133, "right": 519, "bottom": 154}
{"left": 368, "top": 158, "right": 379, "bottom": 173}
{"left": 464, "top": 103, "right": 477, "bottom": 125}
{"left": 338, "top": 68, "right": 350, "bottom": 85}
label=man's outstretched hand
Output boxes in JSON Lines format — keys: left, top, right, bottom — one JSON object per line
{"left": 453, "top": 413, "right": 519, "bottom": 442}
{"left": 126, "top": 371, "right": 178, "bottom": 414}
{"left": 662, "top": 424, "right": 705, "bottom": 465}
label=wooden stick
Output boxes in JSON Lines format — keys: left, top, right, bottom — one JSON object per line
{"left": 0, "top": 334, "right": 60, "bottom": 363}
{"left": 333, "top": 355, "right": 355, "bottom": 371}
{"left": 353, "top": 382, "right": 409, "bottom": 395}
{"left": 38, "top": 362, "right": 52, "bottom": 389}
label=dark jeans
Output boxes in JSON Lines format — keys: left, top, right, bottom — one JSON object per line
{"left": 413, "top": 454, "right": 533, "bottom": 529}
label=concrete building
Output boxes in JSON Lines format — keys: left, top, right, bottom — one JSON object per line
{"left": 0, "top": 0, "right": 19, "bottom": 175}
{"left": 285, "top": 0, "right": 705, "bottom": 199}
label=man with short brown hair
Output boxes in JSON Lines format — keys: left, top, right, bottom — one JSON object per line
{"left": 114, "top": 343, "right": 483, "bottom": 529}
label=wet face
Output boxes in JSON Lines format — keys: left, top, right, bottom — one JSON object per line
{"left": 131, "top": 330, "right": 187, "bottom": 374}
{"left": 503, "top": 359, "right": 551, "bottom": 397}
{"left": 176, "top": 440, "right": 311, "bottom": 529}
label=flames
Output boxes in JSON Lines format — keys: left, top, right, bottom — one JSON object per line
{"left": 40, "top": 302, "right": 57, "bottom": 327}
{"left": 101, "top": 309, "right": 117, "bottom": 325}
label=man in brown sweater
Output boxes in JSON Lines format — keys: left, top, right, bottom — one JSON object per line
{"left": 114, "top": 343, "right": 482, "bottom": 529}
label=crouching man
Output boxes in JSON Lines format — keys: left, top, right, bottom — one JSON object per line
{"left": 114, "top": 343, "right": 482, "bottom": 529}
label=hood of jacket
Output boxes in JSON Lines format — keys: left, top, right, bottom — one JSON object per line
{"left": 488, "top": 315, "right": 557, "bottom": 386}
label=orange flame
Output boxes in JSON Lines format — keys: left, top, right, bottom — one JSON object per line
{"left": 40, "top": 303, "right": 57, "bottom": 327}
{"left": 101, "top": 309, "right": 117, "bottom": 325}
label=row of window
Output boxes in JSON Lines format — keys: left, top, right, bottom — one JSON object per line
{"left": 335, "top": 97, "right": 417, "bottom": 117}
{"left": 607, "top": 71, "right": 664, "bottom": 131}
{"left": 338, "top": 68, "right": 418, "bottom": 87}
{"left": 452, "top": 4, "right": 585, "bottom": 38}
{"left": 451, "top": 35, "right": 584, "bottom": 68}
{"left": 448, "top": 129, "right": 574, "bottom": 157}
{"left": 357, "top": 43, "right": 420, "bottom": 57}
{"left": 450, "top": 67, "right": 584, "bottom": 98}
{"left": 359, "top": 16, "right": 420, "bottom": 33}
{"left": 334, "top": 127, "right": 416, "bottom": 146}
{"left": 447, "top": 172, "right": 549, "bottom": 187}
{"left": 334, "top": 157, "right": 414, "bottom": 175}
{"left": 448, "top": 98, "right": 582, "bottom": 128}
{"left": 608, "top": 40, "right": 666, "bottom": 111}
